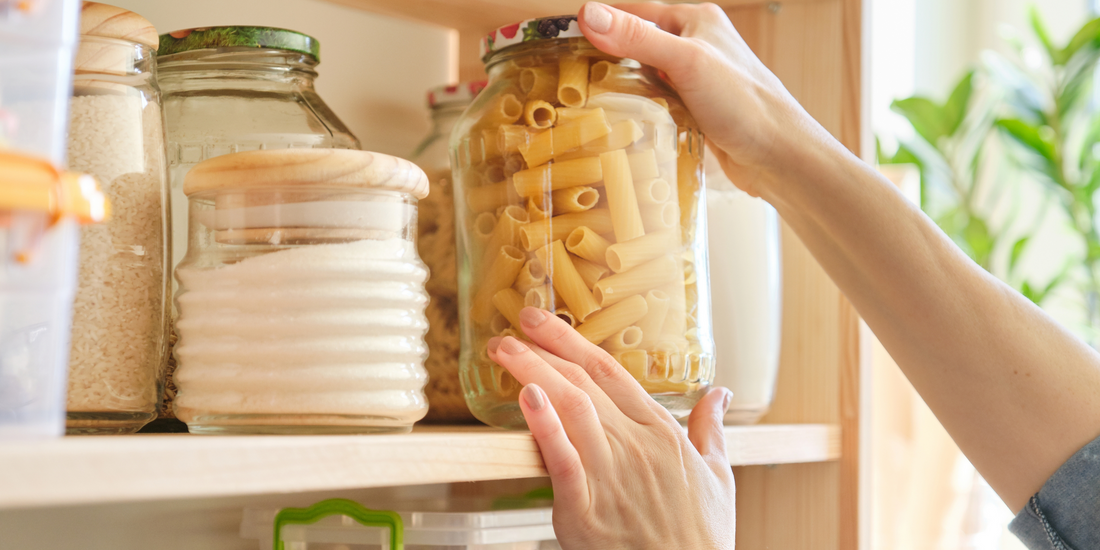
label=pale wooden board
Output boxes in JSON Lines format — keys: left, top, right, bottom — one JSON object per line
{"left": 0, "top": 424, "right": 837, "bottom": 509}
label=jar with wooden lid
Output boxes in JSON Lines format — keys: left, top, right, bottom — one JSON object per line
{"left": 450, "top": 15, "right": 715, "bottom": 429}
{"left": 64, "top": 2, "right": 170, "bottom": 434}
{"left": 410, "top": 81, "right": 485, "bottom": 422}
{"left": 173, "top": 148, "right": 430, "bottom": 434}
{"left": 157, "top": 26, "right": 360, "bottom": 420}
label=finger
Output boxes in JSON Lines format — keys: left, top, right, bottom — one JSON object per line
{"left": 490, "top": 336, "right": 612, "bottom": 463}
{"left": 608, "top": 2, "right": 694, "bottom": 35}
{"left": 519, "top": 307, "right": 663, "bottom": 424}
{"left": 579, "top": 2, "right": 705, "bottom": 81}
{"left": 519, "top": 384, "right": 591, "bottom": 508}
{"left": 687, "top": 387, "right": 733, "bottom": 467}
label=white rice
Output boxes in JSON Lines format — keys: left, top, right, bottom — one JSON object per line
{"left": 65, "top": 92, "right": 167, "bottom": 413}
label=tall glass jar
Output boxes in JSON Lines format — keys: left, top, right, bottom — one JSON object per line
{"left": 64, "top": 2, "right": 169, "bottom": 434}
{"left": 173, "top": 149, "right": 430, "bottom": 434}
{"left": 411, "top": 81, "right": 485, "bottom": 423}
{"left": 451, "top": 16, "right": 715, "bottom": 429}
{"left": 157, "top": 26, "right": 359, "bottom": 418}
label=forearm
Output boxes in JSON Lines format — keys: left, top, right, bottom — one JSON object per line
{"left": 759, "top": 122, "right": 1100, "bottom": 511}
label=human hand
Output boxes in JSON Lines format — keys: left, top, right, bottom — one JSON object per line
{"left": 488, "top": 307, "right": 735, "bottom": 550}
{"left": 577, "top": 1, "right": 835, "bottom": 197}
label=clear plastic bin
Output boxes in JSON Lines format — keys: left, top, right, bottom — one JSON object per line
{"left": 240, "top": 498, "right": 559, "bottom": 550}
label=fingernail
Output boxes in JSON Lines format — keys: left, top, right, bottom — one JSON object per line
{"left": 522, "top": 384, "right": 547, "bottom": 411}
{"left": 722, "top": 389, "right": 733, "bottom": 412}
{"left": 487, "top": 337, "right": 502, "bottom": 353}
{"left": 499, "top": 336, "right": 528, "bottom": 355}
{"left": 584, "top": 2, "right": 613, "bottom": 34}
{"left": 520, "top": 307, "right": 547, "bottom": 328}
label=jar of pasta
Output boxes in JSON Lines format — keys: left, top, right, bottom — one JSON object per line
{"left": 451, "top": 15, "right": 715, "bottom": 429}
{"left": 65, "top": 2, "right": 170, "bottom": 434}
{"left": 173, "top": 148, "right": 430, "bottom": 434}
{"left": 410, "top": 81, "right": 485, "bottom": 422}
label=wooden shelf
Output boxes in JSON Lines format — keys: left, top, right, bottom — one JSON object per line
{"left": 0, "top": 424, "right": 838, "bottom": 509}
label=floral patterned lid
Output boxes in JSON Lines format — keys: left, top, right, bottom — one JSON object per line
{"left": 480, "top": 15, "right": 581, "bottom": 61}
{"left": 158, "top": 26, "right": 321, "bottom": 61}
{"left": 427, "top": 81, "right": 487, "bottom": 108}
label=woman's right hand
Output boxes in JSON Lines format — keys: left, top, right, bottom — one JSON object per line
{"left": 578, "top": 2, "right": 834, "bottom": 198}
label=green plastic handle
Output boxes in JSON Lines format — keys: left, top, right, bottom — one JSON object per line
{"left": 273, "top": 498, "right": 403, "bottom": 550}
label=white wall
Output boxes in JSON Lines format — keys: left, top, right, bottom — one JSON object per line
{"left": 110, "top": 0, "right": 455, "bottom": 158}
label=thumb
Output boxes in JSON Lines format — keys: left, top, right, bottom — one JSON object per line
{"left": 579, "top": 2, "right": 697, "bottom": 79}
{"left": 687, "top": 386, "right": 732, "bottom": 461}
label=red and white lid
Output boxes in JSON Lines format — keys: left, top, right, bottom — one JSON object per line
{"left": 479, "top": 15, "right": 582, "bottom": 61}
{"left": 427, "top": 81, "right": 487, "bottom": 108}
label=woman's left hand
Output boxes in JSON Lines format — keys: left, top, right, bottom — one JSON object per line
{"left": 488, "top": 307, "right": 736, "bottom": 550}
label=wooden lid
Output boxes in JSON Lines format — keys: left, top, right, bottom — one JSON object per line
{"left": 183, "top": 149, "right": 430, "bottom": 199}
{"left": 80, "top": 2, "right": 158, "bottom": 49}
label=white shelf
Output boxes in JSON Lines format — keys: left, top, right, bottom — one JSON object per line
{"left": 0, "top": 424, "right": 838, "bottom": 509}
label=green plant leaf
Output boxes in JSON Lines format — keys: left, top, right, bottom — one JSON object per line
{"left": 892, "top": 97, "right": 949, "bottom": 146}
{"left": 996, "top": 118, "right": 1056, "bottom": 164}
{"left": 964, "top": 217, "right": 995, "bottom": 268}
{"left": 1030, "top": 6, "right": 1064, "bottom": 65}
{"left": 1010, "top": 236, "right": 1030, "bottom": 272}
{"left": 1060, "top": 17, "right": 1100, "bottom": 63}
{"left": 943, "top": 71, "right": 975, "bottom": 136}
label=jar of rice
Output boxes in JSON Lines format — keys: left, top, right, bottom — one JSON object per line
{"left": 64, "top": 2, "right": 170, "bottom": 434}
{"left": 173, "top": 149, "right": 430, "bottom": 434}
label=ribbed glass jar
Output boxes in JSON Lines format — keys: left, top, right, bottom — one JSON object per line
{"left": 450, "top": 16, "right": 715, "bottom": 429}
{"left": 172, "top": 149, "right": 430, "bottom": 434}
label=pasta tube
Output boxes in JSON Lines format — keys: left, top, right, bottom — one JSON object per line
{"left": 599, "top": 150, "right": 646, "bottom": 242}
{"left": 555, "top": 107, "right": 589, "bottom": 124}
{"left": 499, "top": 327, "right": 530, "bottom": 342}
{"left": 514, "top": 259, "right": 546, "bottom": 295}
{"left": 524, "top": 99, "right": 557, "bottom": 129}
{"left": 627, "top": 149, "right": 661, "bottom": 181}
{"left": 499, "top": 125, "right": 542, "bottom": 153}
{"left": 525, "top": 284, "right": 565, "bottom": 310}
{"left": 521, "top": 66, "right": 558, "bottom": 102}
{"left": 480, "top": 93, "right": 524, "bottom": 127}
{"left": 605, "top": 228, "right": 681, "bottom": 273}
{"left": 635, "top": 178, "right": 671, "bottom": 205}
{"left": 558, "top": 55, "right": 590, "bottom": 107}
{"left": 473, "top": 212, "right": 497, "bottom": 245}
{"left": 592, "top": 254, "right": 681, "bottom": 307}
{"left": 519, "top": 209, "right": 613, "bottom": 251}
{"left": 513, "top": 156, "right": 603, "bottom": 198}
{"left": 551, "top": 186, "right": 599, "bottom": 214}
{"left": 565, "top": 226, "right": 612, "bottom": 266}
{"left": 576, "top": 294, "right": 648, "bottom": 344}
{"left": 538, "top": 240, "right": 602, "bottom": 321}
{"left": 614, "top": 349, "right": 650, "bottom": 382}
{"left": 555, "top": 308, "right": 579, "bottom": 328}
{"left": 636, "top": 290, "right": 671, "bottom": 348}
{"left": 520, "top": 108, "right": 612, "bottom": 167}
{"left": 659, "top": 281, "right": 688, "bottom": 338}
{"left": 492, "top": 287, "right": 526, "bottom": 330}
{"left": 583, "top": 120, "right": 644, "bottom": 153}
{"left": 490, "top": 313, "right": 511, "bottom": 334}
{"left": 600, "top": 326, "right": 643, "bottom": 352}
{"left": 471, "top": 245, "right": 526, "bottom": 324}
{"left": 589, "top": 60, "right": 630, "bottom": 86}
{"left": 640, "top": 202, "right": 680, "bottom": 232}
{"left": 466, "top": 181, "right": 513, "bottom": 213}
{"left": 527, "top": 198, "right": 551, "bottom": 222}
{"left": 572, "top": 254, "right": 610, "bottom": 289}
{"left": 484, "top": 205, "right": 529, "bottom": 258}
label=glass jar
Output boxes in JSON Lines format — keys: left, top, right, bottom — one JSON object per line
{"left": 410, "top": 81, "right": 485, "bottom": 423}
{"left": 157, "top": 26, "right": 360, "bottom": 418}
{"left": 450, "top": 16, "right": 715, "bottom": 429}
{"left": 705, "top": 149, "right": 782, "bottom": 424}
{"left": 64, "top": 4, "right": 170, "bottom": 434}
{"left": 173, "top": 148, "right": 430, "bottom": 434}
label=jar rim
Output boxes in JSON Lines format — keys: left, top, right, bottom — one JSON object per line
{"left": 158, "top": 26, "right": 321, "bottom": 63}
{"left": 480, "top": 14, "right": 657, "bottom": 63}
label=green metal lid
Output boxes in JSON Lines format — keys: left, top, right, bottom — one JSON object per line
{"left": 158, "top": 26, "right": 320, "bottom": 61}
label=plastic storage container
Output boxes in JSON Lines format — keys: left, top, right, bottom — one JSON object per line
{"left": 704, "top": 150, "right": 782, "bottom": 424}
{"left": 450, "top": 15, "right": 714, "bottom": 428}
{"left": 158, "top": 26, "right": 360, "bottom": 418}
{"left": 411, "top": 82, "right": 486, "bottom": 423}
{"left": 173, "top": 148, "right": 430, "bottom": 434}
{"left": 241, "top": 498, "right": 559, "bottom": 550}
{"left": 1, "top": 153, "right": 107, "bottom": 439}
{"left": 64, "top": 2, "right": 170, "bottom": 434}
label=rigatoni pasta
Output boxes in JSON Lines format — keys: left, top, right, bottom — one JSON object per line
{"left": 452, "top": 23, "right": 713, "bottom": 426}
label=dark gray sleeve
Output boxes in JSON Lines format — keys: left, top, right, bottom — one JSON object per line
{"left": 1009, "top": 435, "right": 1100, "bottom": 550}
